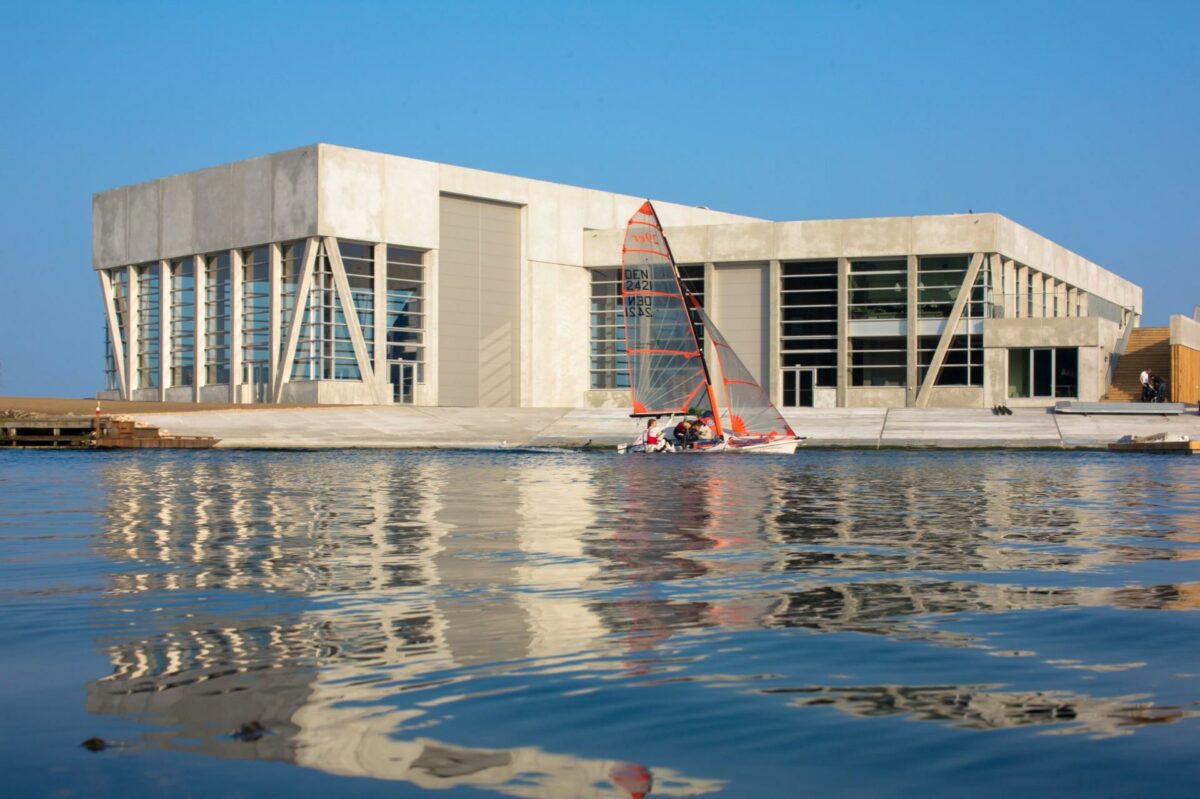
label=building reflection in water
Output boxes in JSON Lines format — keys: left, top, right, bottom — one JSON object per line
{"left": 86, "top": 452, "right": 1200, "bottom": 792}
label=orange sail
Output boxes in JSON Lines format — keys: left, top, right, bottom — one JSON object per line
{"left": 621, "top": 202, "right": 719, "bottom": 428}
{"left": 693, "top": 303, "right": 796, "bottom": 441}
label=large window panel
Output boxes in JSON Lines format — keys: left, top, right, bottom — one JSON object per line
{"left": 590, "top": 268, "right": 628, "bottom": 389}
{"left": 386, "top": 245, "right": 426, "bottom": 383}
{"left": 849, "top": 259, "right": 906, "bottom": 321}
{"left": 241, "top": 247, "right": 270, "bottom": 395}
{"left": 204, "top": 252, "right": 231, "bottom": 384}
{"left": 781, "top": 260, "right": 838, "bottom": 386}
{"left": 170, "top": 259, "right": 194, "bottom": 386}
{"left": 136, "top": 264, "right": 160, "bottom": 388}
{"left": 851, "top": 336, "right": 906, "bottom": 387}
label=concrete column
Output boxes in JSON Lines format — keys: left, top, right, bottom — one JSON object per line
{"left": 1002, "top": 258, "right": 1016, "bottom": 318}
{"left": 194, "top": 254, "right": 206, "bottom": 401}
{"left": 159, "top": 260, "right": 170, "bottom": 398}
{"left": 836, "top": 257, "right": 849, "bottom": 407}
{"left": 1016, "top": 264, "right": 1029, "bottom": 319}
{"left": 374, "top": 242, "right": 388, "bottom": 402}
{"left": 268, "top": 242, "right": 282, "bottom": 394}
{"left": 421, "top": 247, "right": 439, "bottom": 406}
{"left": 1077, "top": 290, "right": 1089, "bottom": 318}
{"left": 126, "top": 265, "right": 139, "bottom": 395}
{"left": 1058, "top": 282, "right": 1069, "bottom": 319}
{"left": 1030, "top": 272, "right": 1043, "bottom": 318}
{"left": 768, "top": 259, "right": 782, "bottom": 406}
{"left": 906, "top": 254, "right": 918, "bottom": 406}
{"left": 230, "top": 248, "right": 244, "bottom": 401}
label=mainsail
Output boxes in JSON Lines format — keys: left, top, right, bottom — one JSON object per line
{"left": 693, "top": 303, "right": 796, "bottom": 441}
{"left": 621, "top": 202, "right": 720, "bottom": 426}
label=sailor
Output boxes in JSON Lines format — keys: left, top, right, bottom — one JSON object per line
{"left": 640, "top": 418, "right": 669, "bottom": 452}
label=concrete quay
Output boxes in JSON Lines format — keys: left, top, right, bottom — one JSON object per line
{"left": 116, "top": 405, "right": 1200, "bottom": 451}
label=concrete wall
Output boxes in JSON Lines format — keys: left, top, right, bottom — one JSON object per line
{"left": 93, "top": 147, "right": 319, "bottom": 269}
{"left": 582, "top": 212, "right": 1140, "bottom": 315}
{"left": 1170, "top": 314, "right": 1200, "bottom": 351}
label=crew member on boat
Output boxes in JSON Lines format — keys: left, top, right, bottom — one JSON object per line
{"left": 640, "top": 418, "right": 670, "bottom": 452}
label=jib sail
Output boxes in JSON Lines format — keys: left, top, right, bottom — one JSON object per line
{"left": 693, "top": 304, "right": 796, "bottom": 441}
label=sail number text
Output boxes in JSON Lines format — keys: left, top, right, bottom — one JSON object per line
{"left": 624, "top": 295, "right": 655, "bottom": 317}
{"left": 624, "top": 268, "right": 652, "bottom": 291}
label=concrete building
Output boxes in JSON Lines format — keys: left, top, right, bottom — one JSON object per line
{"left": 93, "top": 144, "right": 1142, "bottom": 409}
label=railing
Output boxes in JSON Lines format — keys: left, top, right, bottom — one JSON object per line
{"left": 987, "top": 293, "right": 1129, "bottom": 325}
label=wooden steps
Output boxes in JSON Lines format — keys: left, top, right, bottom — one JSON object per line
{"left": 1104, "top": 327, "right": 1170, "bottom": 402}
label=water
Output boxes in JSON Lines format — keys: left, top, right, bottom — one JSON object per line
{"left": 2, "top": 449, "right": 1199, "bottom": 798}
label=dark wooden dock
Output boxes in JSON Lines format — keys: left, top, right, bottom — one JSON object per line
{"left": 1, "top": 416, "right": 218, "bottom": 449}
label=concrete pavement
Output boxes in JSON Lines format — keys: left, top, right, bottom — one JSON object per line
{"left": 121, "top": 405, "right": 1200, "bottom": 451}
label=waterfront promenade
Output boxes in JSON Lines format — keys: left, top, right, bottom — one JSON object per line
{"left": 4, "top": 398, "right": 1198, "bottom": 450}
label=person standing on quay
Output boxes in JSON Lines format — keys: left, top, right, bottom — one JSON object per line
{"left": 1140, "top": 367, "right": 1151, "bottom": 402}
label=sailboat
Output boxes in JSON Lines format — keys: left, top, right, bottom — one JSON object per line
{"left": 618, "top": 201, "right": 802, "bottom": 455}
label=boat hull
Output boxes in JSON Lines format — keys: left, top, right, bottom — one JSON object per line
{"left": 618, "top": 437, "right": 802, "bottom": 455}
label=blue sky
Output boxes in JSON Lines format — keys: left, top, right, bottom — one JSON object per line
{"left": 1, "top": 0, "right": 1197, "bottom": 396}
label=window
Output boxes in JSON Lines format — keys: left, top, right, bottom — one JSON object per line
{"left": 851, "top": 337, "right": 906, "bottom": 387}
{"left": 1008, "top": 348, "right": 1078, "bottom": 398}
{"left": 339, "top": 241, "right": 375, "bottom": 363}
{"left": 294, "top": 242, "right": 359, "bottom": 381}
{"left": 590, "top": 268, "right": 627, "bottom": 389}
{"left": 171, "top": 258, "right": 194, "bottom": 386}
{"left": 241, "top": 247, "right": 270, "bottom": 393}
{"left": 109, "top": 267, "right": 129, "bottom": 345}
{"left": 849, "top": 259, "right": 906, "bottom": 320}
{"left": 204, "top": 252, "right": 231, "bottom": 384}
{"left": 677, "top": 263, "right": 705, "bottom": 347}
{"left": 279, "top": 240, "right": 307, "bottom": 365}
{"left": 918, "top": 335, "right": 982, "bottom": 386}
{"left": 103, "top": 322, "right": 117, "bottom": 391}
{"left": 386, "top": 245, "right": 426, "bottom": 383}
{"left": 137, "top": 264, "right": 160, "bottom": 388}
{"left": 781, "top": 260, "right": 838, "bottom": 387}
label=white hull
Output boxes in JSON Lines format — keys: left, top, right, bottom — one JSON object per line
{"left": 727, "top": 437, "right": 801, "bottom": 455}
{"left": 618, "top": 436, "right": 802, "bottom": 455}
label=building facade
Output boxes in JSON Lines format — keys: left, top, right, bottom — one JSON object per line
{"left": 93, "top": 144, "right": 1142, "bottom": 409}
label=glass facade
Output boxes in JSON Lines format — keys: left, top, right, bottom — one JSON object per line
{"left": 339, "top": 241, "right": 375, "bottom": 364}
{"left": 204, "top": 252, "right": 231, "bottom": 384}
{"left": 677, "top": 264, "right": 705, "bottom": 347}
{"left": 385, "top": 246, "right": 425, "bottom": 384}
{"left": 136, "top": 264, "right": 160, "bottom": 388}
{"left": 849, "top": 259, "right": 906, "bottom": 320}
{"left": 241, "top": 247, "right": 270, "bottom": 399}
{"left": 292, "top": 242, "right": 359, "bottom": 381}
{"left": 1008, "top": 348, "right": 1078, "bottom": 399}
{"left": 781, "top": 260, "right": 838, "bottom": 389}
{"left": 917, "top": 335, "right": 982, "bottom": 387}
{"left": 279, "top": 240, "right": 306, "bottom": 365}
{"left": 850, "top": 336, "right": 907, "bottom": 387}
{"left": 589, "top": 268, "right": 627, "bottom": 390}
{"left": 104, "top": 322, "right": 117, "bottom": 391}
{"left": 171, "top": 258, "right": 195, "bottom": 386}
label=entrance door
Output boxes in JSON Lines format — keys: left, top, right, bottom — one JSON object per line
{"left": 391, "top": 362, "right": 415, "bottom": 405}
{"left": 782, "top": 367, "right": 817, "bottom": 407}
{"left": 245, "top": 363, "right": 269, "bottom": 403}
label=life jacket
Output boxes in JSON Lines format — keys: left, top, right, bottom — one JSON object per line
{"left": 646, "top": 430, "right": 658, "bottom": 445}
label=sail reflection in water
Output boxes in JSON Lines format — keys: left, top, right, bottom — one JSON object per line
{"left": 83, "top": 450, "right": 1200, "bottom": 795}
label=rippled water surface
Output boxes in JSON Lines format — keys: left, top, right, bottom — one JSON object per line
{"left": 3, "top": 449, "right": 1200, "bottom": 797}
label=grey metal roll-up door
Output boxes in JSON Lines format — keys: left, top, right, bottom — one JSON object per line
{"left": 438, "top": 195, "right": 521, "bottom": 407}
{"left": 714, "top": 263, "right": 769, "bottom": 387}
